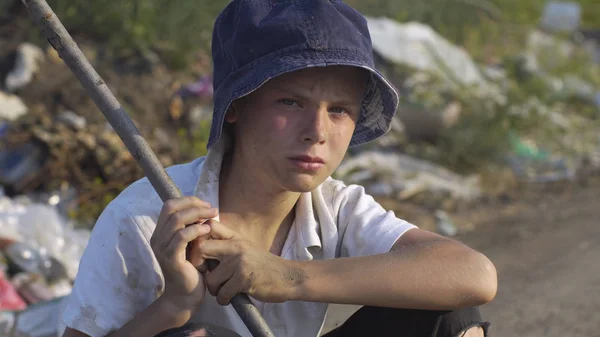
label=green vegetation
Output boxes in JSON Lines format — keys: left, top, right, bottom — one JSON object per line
{"left": 47, "top": 0, "right": 230, "bottom": 69}
{"left": 41, "top": 1, "right": 599, "bottom": 72}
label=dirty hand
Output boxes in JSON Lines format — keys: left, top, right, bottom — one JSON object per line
{"left": 197, "top": 220, "right": 303, "bottom": 306}
{"left": 150, "top": 196, "right": 218, "bottom": 311}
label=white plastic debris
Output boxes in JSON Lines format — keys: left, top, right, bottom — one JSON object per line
{"left": 435, "top": 210, "right": 458, "bottom": 237}
{"left": 57, "top": 111, "right": 87, "bottom": 130}
{"left": 0, "top": 197, "right": 90, "bottom": 281}
{"left": 540, "top": 2, "right": 581, "bottom": 34}
{"left": 366, "top": 17, "right": 486, "bottom": 86}
{"left": 13, "top": 297, "right": 64, "bottom": 337}
{"left": 525, "top": 30, "right": 577, "bottom": 72}
{"left": 337, "top": 151, "right": 481, "bottom": 201}
{"left": 0, "top": 311, "right": 15, "bottom": 336}
{"left": 0, "top": 92, "right": 28, "bottom": 121}
{"left": 5, "top": 42, "right": 45, "bottom": 92}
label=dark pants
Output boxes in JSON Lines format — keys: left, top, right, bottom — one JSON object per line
{"left": 323, "top": 306, "right": 489, "bottom": 337}
{"left": 155, "top": 306, "right": 489, "bottom": 337}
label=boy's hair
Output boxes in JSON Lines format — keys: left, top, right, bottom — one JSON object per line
{"left": 207, "top": 0, "right": 399, "bottom": 150}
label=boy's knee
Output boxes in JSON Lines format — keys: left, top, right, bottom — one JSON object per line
{"left": 459, "top": 326, "right": 485, "bottom": 337}
{"left": 437, "top": 306, "right": 490, "bottom": 337}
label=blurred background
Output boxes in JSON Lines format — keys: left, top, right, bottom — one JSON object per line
{"left": 0, "top": 0, "right": 598, "bottom": 336}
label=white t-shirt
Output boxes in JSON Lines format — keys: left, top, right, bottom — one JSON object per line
{"left": 62, "top": 137, "right": 417, "bottom": 337}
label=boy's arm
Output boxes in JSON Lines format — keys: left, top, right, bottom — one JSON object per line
{"left": 62, "top": 296, "right": 193, "bottom": 337}
{"left": 290, "top": 228, "right": 497, "bottom": 310}
{"left": 196, "top": 183, "right": 496, "bottom": 310}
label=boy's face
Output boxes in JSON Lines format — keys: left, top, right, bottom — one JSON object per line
{"left": 227, "top": 65, "right": 368, "bottom": 192}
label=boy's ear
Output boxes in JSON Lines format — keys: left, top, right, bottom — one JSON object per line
{"left": 225, "top": 103, "right": 238, "bottom": 123}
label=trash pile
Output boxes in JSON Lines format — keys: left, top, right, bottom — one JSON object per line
{"left": 1, "top": 109, "right": 142, "bottom": 197}
{"left": 337, "top": 151, "right": 481, "bottom": 205}
{"left": 0, "top": 38, "right": 215, "bottom": 223}
{"left": 331, "top": 8, "right": 600, "bottom": 233}
{"left": 0, "top": 190, "right": 89, "bottom": 336}
{"left": 342, "top": 11, "right": 600, "bottom": 198}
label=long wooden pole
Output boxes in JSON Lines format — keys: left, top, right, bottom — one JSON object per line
{"left": 20, "top": 1, "right": 275, "bottom": 336}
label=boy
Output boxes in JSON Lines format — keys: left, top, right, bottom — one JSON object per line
{"left": 61, "top": 1, "right": 497, "bottom": 337}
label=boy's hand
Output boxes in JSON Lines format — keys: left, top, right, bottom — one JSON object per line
{"left": 150, "top": 196, "right": 218, "bottom": 312}
{"left": 196, "top": 220, "right": 304, "bottom": 306}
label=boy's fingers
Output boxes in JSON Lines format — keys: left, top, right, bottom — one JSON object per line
{"left": 159, "top": 207, "right": 218, "bottom": 248}
{"left": 217, "top": 275, "right": 242, "bottom": 306}
{"left": 188, "top": 234, "right": 210, "bottom": 269}
{"left": 157, "top": 197, "right": 212, "bottom": 230}
{"left": 197, "top": 239, "right": 236, "bottom": 261}
{"left": 165, "top": 223, "right": 211, "bottom": 258}
{"left": 154, "top": 197, "right": 212, "bottom": 244}
{"left": 207, "top": 220, "right": 236, "bottom": 240}
{"left": 205, "top": 259, "right": 235, "bottom": 297}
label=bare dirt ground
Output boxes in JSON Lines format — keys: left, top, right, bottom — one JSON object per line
{"left": 322, "top": 183, "right": 600, "bottom": 336}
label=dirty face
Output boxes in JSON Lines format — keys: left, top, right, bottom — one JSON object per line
{"left": 226, "top": 65, "right": 369, "bottom": 192}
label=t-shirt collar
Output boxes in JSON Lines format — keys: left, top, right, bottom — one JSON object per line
{"left": 192, "top": 135, "right": 322, "bottom": 252}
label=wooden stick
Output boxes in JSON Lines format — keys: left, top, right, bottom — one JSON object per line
{"left": 20, "top": 1, "right": 275, "bottom": 336}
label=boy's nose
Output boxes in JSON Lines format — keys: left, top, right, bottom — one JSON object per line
{"left": 300, "top": 106, "right": 328, "bottom": 145}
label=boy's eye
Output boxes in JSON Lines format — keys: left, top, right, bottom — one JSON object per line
{"left": 279, "top": 99, "right": 300, "bottom": 107}
{"left": 329, "top": 107, "right": 348, "bottom": 115}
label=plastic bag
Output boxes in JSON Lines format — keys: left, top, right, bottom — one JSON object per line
{"left": 13, "top": 297, "right": 65, "bottom": 337}
{"left": 0, "top": 270, "right": 27, "bottom": 311}
{"left": 0, "top": 197, "right": 90, "bottom": 281}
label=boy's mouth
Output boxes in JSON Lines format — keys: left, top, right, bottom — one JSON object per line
{"left": 289, "top": 155, "right": 325, "bottom": 164}
{"left": 288, "top": 155, "right": 325, "bottom": 172}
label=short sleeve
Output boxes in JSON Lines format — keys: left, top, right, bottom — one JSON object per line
{"left": 61, "top": 202, "right": 163, "bottom": 337}
{"left": 336, "top": 183, "right": 417, "bottom": 258}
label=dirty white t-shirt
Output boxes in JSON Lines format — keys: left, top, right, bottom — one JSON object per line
{"left": 61, "top": 138, "right": 417, "bottom": 337}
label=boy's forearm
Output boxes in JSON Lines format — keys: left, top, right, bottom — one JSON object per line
{"left": 289, "top": 241, "right": 497, "bottom": 310}
{"left": 107, "top": 296, "right": 192, "bottom": 337}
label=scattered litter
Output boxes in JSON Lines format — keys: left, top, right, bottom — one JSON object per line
{"left": 435, "top": 210, "right": 458, "bottom": 237}
{"left": 0, "top": 91, "right": 28, "bottom": 121}
{"left": 337, "top": 151, "right": 482, "bottom": 202}
{"left": 176, "top": 75, "right": 213, "bottom": 98}
{"left": 56, "top": 111, "right": 87, "bottom": 130}
{"left": 0, "top": 193, "right": 90, "bottom": 336}
{"left": 0, "top": 311, "right": 15, "bottom": 335}
{"left": 0, "top": 121, "right": 8, "bottom": 138}
{"left": 540, "top": 1, "right": 581, "bottom": 34}
{"left": 506, "top": 155, "right": 576, "bottom": 183}
{"left": 12, "top": 297, "right": 65, "bottom": 337}
{"left": 367, "top": 17, "right": 486, "bottom": 86}
{"left": 0, "top": 196, "right": 90, "bottom": 281}
{"left": 5, "top": 242, "right": 69, "bottom": 283}
{"left": 5, "top": 42, "right": 45, "bottom": 92}
{"left": 0, "top": 141, "right": 48, "bottom": 195}
{"left": 0, "top": 270, "right": 27, "bottom": 311}
{"left": 507, "top": 130, "right": 583, "bottom": 183}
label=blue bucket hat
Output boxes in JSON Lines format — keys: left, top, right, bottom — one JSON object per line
{"left": 208, "top": 0, "right": 399, "bottom": 149}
